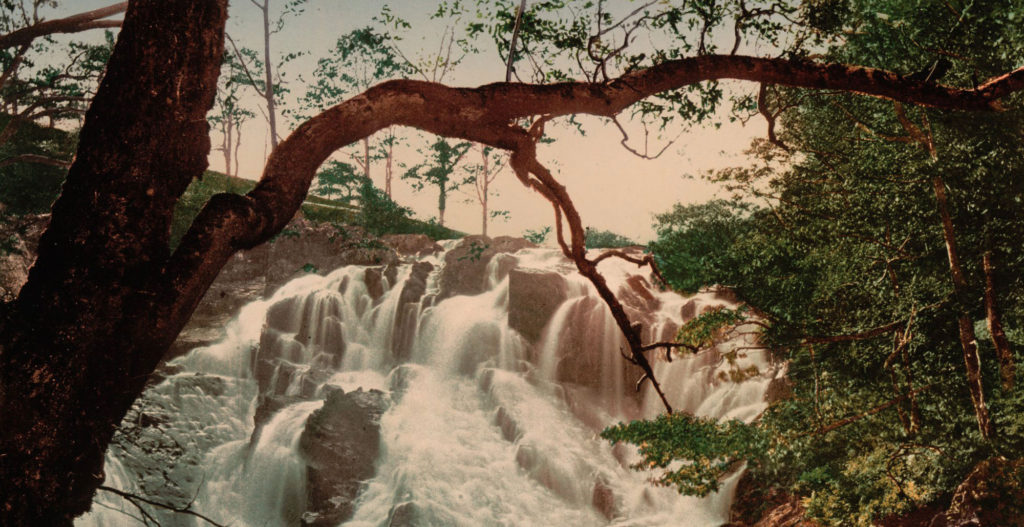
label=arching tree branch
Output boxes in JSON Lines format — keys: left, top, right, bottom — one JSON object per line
{"left": 0, "top": 2, "right": 126, "bottom": 49}
{"left": 166, "top": 54, "right": 1024, "bottom": 418}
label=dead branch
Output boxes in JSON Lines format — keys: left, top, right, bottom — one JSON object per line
{"left": 0, "top": 153, "right": 72, "bottom": 169}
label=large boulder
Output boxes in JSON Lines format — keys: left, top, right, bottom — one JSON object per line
{"left": 507, "top": 268, "right": 569, "bottom": 343}
{"left": 438, "top": 235, "right": 534, "bottom": 298}
{"left": 298, "top": 388, "right": 389, "bottom": 526}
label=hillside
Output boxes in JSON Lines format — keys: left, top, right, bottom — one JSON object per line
{"left": 171, "top": 170, "right": 464, "bottom": 246}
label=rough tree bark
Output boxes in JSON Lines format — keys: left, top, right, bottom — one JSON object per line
{"left": 0, "top": 0, "right": 227, "bottom": 524}
{"left": 2, "top": 1, "right": 1024, "bottom": 522}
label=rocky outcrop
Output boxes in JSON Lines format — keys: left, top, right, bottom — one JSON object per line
{"left": 438, "top": 235, "right": 534, "bottom": 298}
{"left": 169, "top": 218, "right": 397, "bottom": 360}
{"left": 298, "top": 388, "right": 389, "bottom": 527}
{"left": 507, "top": 268, "right": 569, "bottom": 342}
{"left": 381, "top": 233, "right": 442, "bottom": 258}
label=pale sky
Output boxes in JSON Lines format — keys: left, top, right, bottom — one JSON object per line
{"left": 48, "top": 1, "right": 762, "bottom": 242}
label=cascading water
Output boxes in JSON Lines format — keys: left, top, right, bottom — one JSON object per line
{"left": 79, "top": 241, "right": 781, "bottom": 527}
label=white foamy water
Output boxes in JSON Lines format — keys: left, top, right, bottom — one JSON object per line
{"left": 80, "top": 244, "right": 778, "bottom": 527}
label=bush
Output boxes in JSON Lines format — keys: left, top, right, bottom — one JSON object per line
{"left": 584, "top": 227, "right": 636, "bottom": 249}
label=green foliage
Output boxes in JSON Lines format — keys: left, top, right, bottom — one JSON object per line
{"left": 313, "top": 160, "right": 365, "bottom": 202}
{"left": 402, "top": 137, "right": 472, "bottom": 223}
{"left": 627, "top": 2, "right": 1024, "bottom": 523}
{"left": 650, "top": 200, "right": 752, "bottom": 293}
{"left": 0, "top": 115, "right": 76, "bottom": 214}
{"left": 601, "top": 414, "right": 766, "bottom": 497}
{"left": 584, "top": 227, "right": 635, "bottom": 249}
{"left": 675, "top": 306, "right": 749, "bottom": 351}
{"left": 355, "top": 177, "right": 411, "bottom": 236}
{"left": 523, "top": 226, "right": 551, "bottom": 244}
{"left": 457, "top": 240, "right": 488, "bottom": 261}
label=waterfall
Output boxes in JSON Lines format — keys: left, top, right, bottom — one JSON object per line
{"left": 79, "top": 243, "right": 779, "bottom": 527}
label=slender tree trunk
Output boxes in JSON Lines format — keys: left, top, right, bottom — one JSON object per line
{"left": 385, "top": 129, "right": 394, "bottom": 197}
{"left": 932, "top": 175, "right": 994, "bottom": 439}
{"left": 224, "top": 116, "right": 233, "bottom": 178}
{"left": 0, "top": 1, "right": 227, "bottom": 524}
{"left": 983, "top": 250, "right": 1015, "bottom": 390}
{"left": 481, "top": 146, "right": 489, "bottom": 236}
{"left": 233, "top": 116, "right": 243, "bottom": 179}
{"left": 260, "top": 0, "right": 278, "bottom": 149}
{"left": 438, "top": 185, "right": 446, "bottom": 226}
{"left": 363, "top": 136, "right": 371, "bottom": 182}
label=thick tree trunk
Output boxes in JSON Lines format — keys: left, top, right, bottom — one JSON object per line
{"left": 983, "top": 250, "right": 1015, "bottom": 390}
{"left": 932, "top": 176, "right": 994, "bottom": 439}
{"left": 0, "top": 1, "right": 227, "bottom": 524}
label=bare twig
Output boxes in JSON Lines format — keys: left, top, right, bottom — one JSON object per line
{"left": 96, "top": 486, "right": 226, "bottom": 527}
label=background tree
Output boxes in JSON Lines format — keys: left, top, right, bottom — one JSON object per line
{"left": 298, "top": 25, "right": 407, "bottom": 196}
{"left": 462, "top": 144, "right": 508, "bottom": 236}
{"left": 313, "top": 159, "right": 363, "bottom": 203}
{"left": 209, "top": 51, "right": 255, "bottom": 181}
{"left": 227, "top": 0, "right": 306, "bottom": 152}
{"left": 402, "top": 137, "right": 471, "bottom": 227}
{"left": 0, "top": 2, "right": 121, "bottom": 163}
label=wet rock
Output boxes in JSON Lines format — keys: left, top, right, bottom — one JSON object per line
{"left": 364, "top": 267, "right": 386, "bottom": 300}
{"left": 618, "top": 275, "right": 661, "bottom": 313}
{"left": 273, "top": 361, "right": 299, "bottom": 396}
{"left": 298, "top": 388, "right": 389, "bottom": 526}
{"left": 381, "top": 233, "right": 443, "bottom": 258}
{"left": 392, "top": 261, "right": 433, "bottom": 362}
{"left": 250, "top": 394, "right": 305, "bottom": 446}
{"left": 680, "top": 298, "right": 698, "bottom": 320}
{"left": 592, "top": 478, "right": 618, "bottom": 520}
{"left": 507, "top": 268, "right": 569, "bottom": 343}
{"left": 438, "top": 235, "right": 534, "bottom": 299}
{"left": 493, "top": 406, "right": 522, "bottom": 442}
